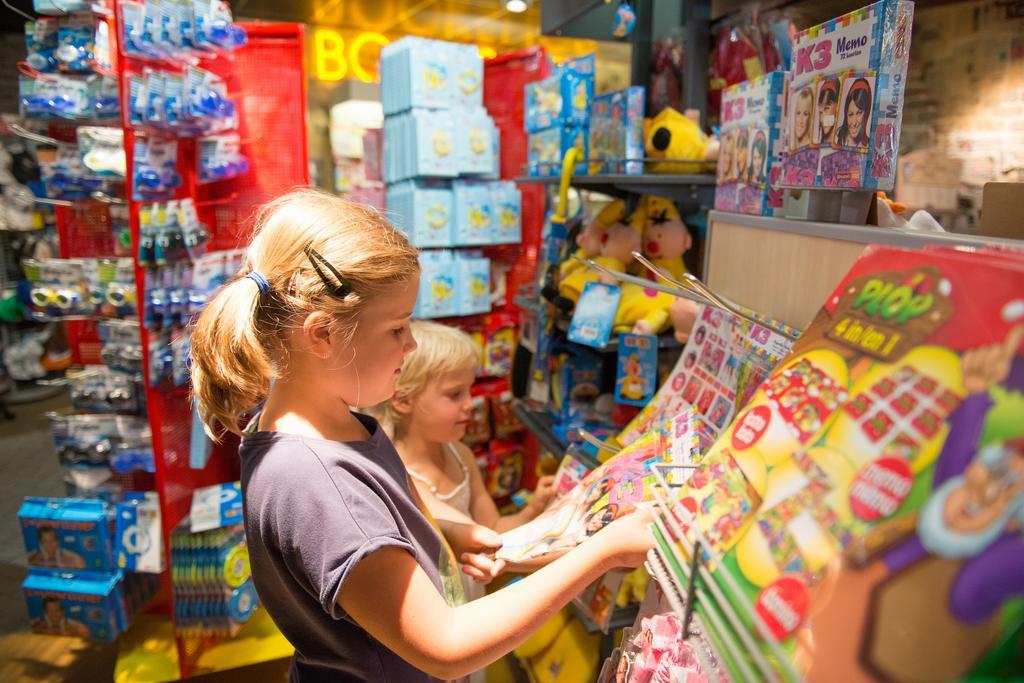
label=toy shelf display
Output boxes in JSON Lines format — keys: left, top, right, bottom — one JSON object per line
{"left": 11, "top": 1, "right": 308, "bottom": 678}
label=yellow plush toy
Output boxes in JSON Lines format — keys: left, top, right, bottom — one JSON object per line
{"left": 614, "top": 196, "right": 691, "bottom": 336}
{"left": 645, "top": 107, "right": 715, "bottom": 174}
{"left": 559, "top": 199, "right": 626, "bottom": 284}
{"left": 557, "top": 209, "right": 641, "bottom": 309}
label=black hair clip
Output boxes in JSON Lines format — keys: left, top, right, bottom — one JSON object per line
{"left": 304, "top": 245, "right": 351, "bottom": 298}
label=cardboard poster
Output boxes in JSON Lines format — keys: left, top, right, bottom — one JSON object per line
{"left": 670, "top": 245, "right": 1024, "bottom": 682}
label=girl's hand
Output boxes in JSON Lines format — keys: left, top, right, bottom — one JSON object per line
{"left": 592, "top": 507, "right": 655, "bottom": 570}
{"left": 444, "top": 521, "right": 507, "bottom": 585}
{"left": 527, "top": 476, "right": 557, "bottom": 515}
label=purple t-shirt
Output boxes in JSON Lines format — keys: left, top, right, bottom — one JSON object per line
{"left": 239, "top": 413, "right": 465, "bottom": 682}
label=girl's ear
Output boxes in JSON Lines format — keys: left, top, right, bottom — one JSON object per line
{"left": 301, "top": 311, "right": 335, "bottom": 359}
{"left": 391, "top": 390, "right": 415, "bottom": 415}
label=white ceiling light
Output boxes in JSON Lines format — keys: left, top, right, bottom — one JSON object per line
{"left": 506, "top": 0, "right": 528, "bottom": 13}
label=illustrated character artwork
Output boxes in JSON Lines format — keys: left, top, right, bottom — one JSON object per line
{"left": 808, "top": 326, "right": 1024, "bottom": 683}
{"left": 31, "top": 598, "right": 90, "bottom": 638}
{"left": 791, "top": 86, "right": 814, "bottom": 152}
{"left": 27, "top": 526, "right": 86, "bottom": 569}
{"left": 617, "top": 354, "right": 650, "bottom": 403}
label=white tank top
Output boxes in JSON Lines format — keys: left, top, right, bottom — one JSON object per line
{"left": 407, "top": 443, "right": 473, "bottom": 517}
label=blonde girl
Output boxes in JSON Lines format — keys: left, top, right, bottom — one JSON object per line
{"left": 190, "top": 189, "right": 653, "bottom": 682}
{"left": 791, "top": 86, "right": 814, "bottom": 151}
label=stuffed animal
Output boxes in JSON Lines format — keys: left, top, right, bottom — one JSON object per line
{"left": 670, "top": 297, "right": 700, "bottom": 343}
{"left": 645, "top": 107, "right": 716, "bottom": 174}
{"left": 558, "top": 199, "right": 625, "bottom": 283}
{"left": 613, "top": 196, "right": 692, "bottom": 336}
{"left": 631, "top": 195, "right": 690, "bottom": 283}
{"left": 556, "top": 215, "right": 640, "bottom": 310}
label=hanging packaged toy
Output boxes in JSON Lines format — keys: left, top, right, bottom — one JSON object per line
{"left": 782, "top": 0, "right": 914, "bottom": 189}
{"left": 615, "top": 333, "right": 657, "bottom": 407}
{"left": 25, "top": 19, "right": 59, "bottom": 73}
{"left": 569, "top": 281, "right": 622, "bottom": 350}
{"left": 132, "top": 136, "right": 181, "bottom": 200}
{"left": 68, "top": 365, "right": 144, "bottom": 415}
{"left": 115, "top": 492, "right": 164, "bottom": 573}
{"left": 78, "top": 126, "right": 125, "bottom": 178}
{"left": 55, "top": 12, "right": 111, "bottom": 73}
{"left": 198, "top": 133, "right": 249, "bottom": 183}
{"left": 20, "top": 73, "right": 91, "bottom": 119}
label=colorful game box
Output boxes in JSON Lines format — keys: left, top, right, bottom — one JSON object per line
{"left": 23, "top": 568, "right": 125, "bottom": 641}
{"left": 524, "top": 54, "right": 594, "bottom": 133}
{"left": 588, "top": 86, "right": 645, "bottom": 175}
{"left": 527, "top": 124, "right": 587, "bottom": 177}
{"left": 668, "top": 245, "right": 1024, "bottom": 681}
{"left": 20, "top": 497, "right": 114, "bottom": 572}
{"left": 715, "top": 72, "right": 788, "bottom": 216}
{"left": 781, "top": 0, "right": 914, "bottom": 190}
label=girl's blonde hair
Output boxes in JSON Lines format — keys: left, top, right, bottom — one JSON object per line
{"left": 190, "top": 188, "right": 420, "bottom": 439}
{"left": 373, "top": 321, "right": 480, "bottom": 436}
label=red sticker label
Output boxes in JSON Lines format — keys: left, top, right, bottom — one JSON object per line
{"left": 849, "top": 456, "right": 913, "bottom": 521}
{"left": 732, "top": 405, "right": 771, "bottom": 450}
{"left": 755, "top": 576, "right": 809, "bottom": 640}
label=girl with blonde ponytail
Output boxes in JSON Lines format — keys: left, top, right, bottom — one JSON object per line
{"left": 191, "top": 189, "right": 654, "bottom": 682}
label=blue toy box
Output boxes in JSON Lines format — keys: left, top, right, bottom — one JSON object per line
{"left": 415, "top": 250, "right": 458, "bottom": 319}
{"left": 492, "top": 181, "right": 522, "bottom": 244}
{"left": 380, "top": 37, "right": 452, "bottom": 114}
{"left": 454, "top": 252, "right": 491, "bottom": 315}
{"left": 387, "top": 180, "right": 454, "bottom": 248}
{"left": 452, "top": 181, "right": 493, "bottom": 246}
{"left": 524, "top": 71, "right": 593, "bottom": 133}
{"left": 20, "top": 497, "right": 114, "bottom": 572}
{"left": 781, "top": 0, "right": 914, "bottom": 190}
{"left": 553, "top": 347, "right": 603, "bottom": 425}
{"left": 715, "top": 71, "right": 788, "bottom": 216}
{"left": 454, "top": 107, "right": 498, "bottom": 176}
{"left": 449, "top": 42, "right": 483, "bottom": 109}
{"left": 383, "top": 109, "right": 457, "bottom": 183}
{"left": 23, "top": 568, "right": 125, "bottom": 641}
{"left": 588, "top": 86, "right": 646, "bottom": 175}
{"left": 528, "top": 125, "right": 587, "bottom": 177}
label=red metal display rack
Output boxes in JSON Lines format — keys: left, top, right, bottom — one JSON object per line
{"left": 50, "top": 14, "right": 308, "bottom": 678}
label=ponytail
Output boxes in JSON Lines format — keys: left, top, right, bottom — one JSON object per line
{"left": 190, "top": 188, "right": 420, "bottom": 439}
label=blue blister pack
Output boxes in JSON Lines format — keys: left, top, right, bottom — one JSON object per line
{"left": 568, "top": 281, "right": 621, "bottom": 350}
{"left": 20, "top": 497, "right": 115, "bottom": 572}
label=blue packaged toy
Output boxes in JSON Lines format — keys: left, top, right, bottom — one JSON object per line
{"left": 568, "top": 281, "right": 621, "bottom": 350}
{"left": 23, "top": 568, "right": 126, "bottom": 641}
{"left": 386, "top": 180, "right": 454, "bottom": 248}
{"left": 452, "top": 181, "right": 493, "bottom": 246}
{"left": 524, "top": 70, "right": 593, "bottom": 133}
{"left": 553, "top": 346, "right": 603, "bottom": 425}
{"left": 383, "top": 109, "right": 456, "bottom": 182}
{"left": 716, "top": 71, "right": 788, "bottom": 216}
{"left": 25, "top": 19, "right": 58, "bottom": 73}
{"left": 20, "top": 497, "right": 114, "bottom": 572}
{"left": 450, "top": 42, "right": 483, "bottom": 109}
{"left": 380, "top": 36, "right": 452, "bottom": 115}
{"left": 115, "top": 492, "right": 163, "bottom": 573}
{"left": 528, "top": 125, "right": 587, "bottom": 177}
{"left": 454, "top": 252, "right": 491, "bottom": 315}
{"left": 588, "top": 86, "right": 646, "bottom": 175}
{"left": 492, "top": 181, "right": 522, "bottom": 245}
{"left": 455, "top": 107, "right": 498, "bottom": 176}
{"left": 615, "top": 333, "right": 658, "bottom": 406}
{"left": 781, "top": 0, "right": 914, "bottom": 190}
{"left": 414, "top": 251, "right": 457, "bottom": 319}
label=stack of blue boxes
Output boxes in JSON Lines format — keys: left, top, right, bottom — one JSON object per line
{"left": 381, "top": 37, "right": 523, "bottom": 319}
{"left": 524, "top": 54, "right": 595, "bottom": 176}
{"left": 19, "top": 497, "right": 158, "bottom": 641}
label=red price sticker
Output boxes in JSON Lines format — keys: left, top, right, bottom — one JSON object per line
{"left": 755, "top": 576, "right": 809, "bottom": 640}
{"left": 732, "top": 405, "right": 771, "bottom": 450}
{"left": 849, "top": 456, "right": 913, "bottom": 521}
